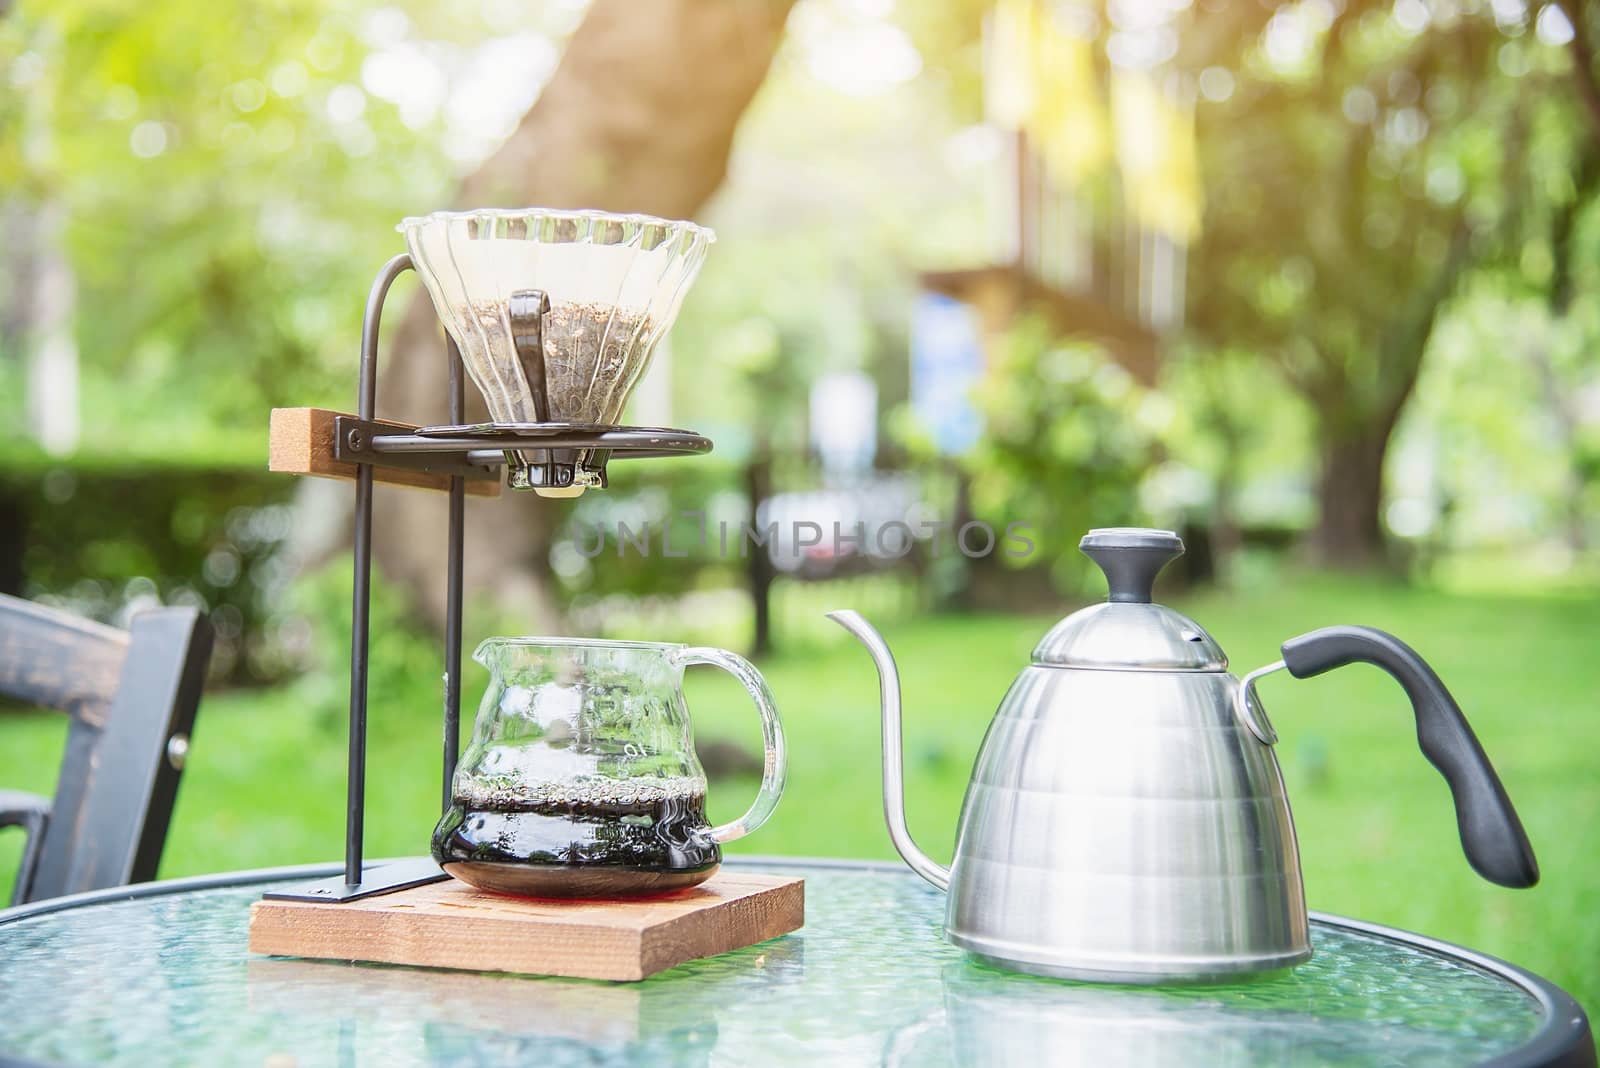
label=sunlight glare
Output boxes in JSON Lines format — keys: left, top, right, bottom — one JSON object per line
{"left": 1535, "top": 3, "right": 1575, "bottom": 45}
{"left": 804, "top": 20, "right": 922, "bottom": 96}
{"left": 363, "top": 44, "right": 448, "bottom": 130}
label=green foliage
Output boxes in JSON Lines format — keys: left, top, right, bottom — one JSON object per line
{"left": 963, "top": 317, "right": 1160, "bottom": 591}
{"left": 0, "top": 0, "right": 1593, "bottom": 570}
{"left": 1, "top": 464, "right": 297, "bottom": 683}
{"left": 1397, "top": 280, "right": 1583, "bottom": 550}
{"left": 1, "top": 0, "right": 458, "bottom": 445}
{"left": 287, "top": 554, "right": 445, "bottom": 734}
{"left": 1155, "top": 340, "right": 1318, "bottom": 531}
{"left": 1186, "top": 2, "right": 1582, "bottom": 433}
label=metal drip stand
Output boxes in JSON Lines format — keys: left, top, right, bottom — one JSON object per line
{"left": 267, "top": 254, "right": 711, "bottom": 903}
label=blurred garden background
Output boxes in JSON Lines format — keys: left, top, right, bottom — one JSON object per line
{"left": 2, "top": 0, "right": 1598, "bottom": 1019}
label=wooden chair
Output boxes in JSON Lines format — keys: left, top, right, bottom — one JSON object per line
{"left": 0, "top": 594, "right": 213, "bottom": 905}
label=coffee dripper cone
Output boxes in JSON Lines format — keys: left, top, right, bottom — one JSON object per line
{"left": 400, "top": 208, "right": 715, "bottom": 496}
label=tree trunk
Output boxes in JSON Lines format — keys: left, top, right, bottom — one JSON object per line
{"left": 1309, "top": 422, "right": 1392, "bottom": 569}
{"left": 342, "top": 0, "right": 795, "bottom": 629}
{"left": 1303, "top": 224, "right": 1471, "bottom": 570}
{"left": 1564, "top": 0, "right": 1600, "bottom": 144}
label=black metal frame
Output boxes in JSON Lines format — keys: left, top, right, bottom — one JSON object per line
{"left": 267, "top": 254, "right": 711, "bottom": 904}
{"left": 0, "top": 860, "right": 1591, "bottom": 1068}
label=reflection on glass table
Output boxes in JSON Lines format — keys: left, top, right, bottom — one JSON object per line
{"left": 0, "top": 859, "right": 1589, "bottom": 1068}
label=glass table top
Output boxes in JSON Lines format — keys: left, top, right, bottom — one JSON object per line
{"left": 0, "top": 860, "right": 1561, "bottom": 1067}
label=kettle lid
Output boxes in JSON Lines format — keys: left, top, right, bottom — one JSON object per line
{"left": 1032, "top": 528, "right": 1228, "bottom": 670}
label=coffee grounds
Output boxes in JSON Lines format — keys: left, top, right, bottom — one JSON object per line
{"left": 459, "top": 299, "right": 655, "bottom": 424}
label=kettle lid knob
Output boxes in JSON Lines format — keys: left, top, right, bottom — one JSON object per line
{"left": 1080, "top": 528, "right": 1184, "bottom": 604}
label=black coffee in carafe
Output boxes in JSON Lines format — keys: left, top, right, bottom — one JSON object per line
{"left": 440, "top": 636, "right": 787, "bottom": 899}
{"left": 431, "top": 782, "right": 721, "bottom": 898}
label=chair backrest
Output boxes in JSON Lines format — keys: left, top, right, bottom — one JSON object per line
{"left": 0, "top": 594, "right": 213, "bottom": 903}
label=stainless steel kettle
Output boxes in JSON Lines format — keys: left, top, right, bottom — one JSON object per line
{"left": 829, "top": 527, "right": 1538, "bottom": 984}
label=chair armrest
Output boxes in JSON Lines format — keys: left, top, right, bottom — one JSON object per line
{"left": 0, "top": 789, "right": 49, "bottom": 829}
{"left": 0, "top": 790, "right": 51, "bottom": 906}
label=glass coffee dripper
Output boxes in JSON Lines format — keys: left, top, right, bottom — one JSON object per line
{"left": 433, "top": 637, "right": 786, "bottom": 898}
{"left": 399, "top": 208, "right": 715, "bottom": 496}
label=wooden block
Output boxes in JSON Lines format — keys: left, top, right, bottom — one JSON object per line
{"left": 247, "top": 870, "right": 804, "bottom": 981}
{"left": 268, "top": 407, "right": 501, "bottom": 497}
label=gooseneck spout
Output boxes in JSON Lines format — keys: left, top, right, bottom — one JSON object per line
{"left": 827, "top": 610, "right": 952, "bottom": 892}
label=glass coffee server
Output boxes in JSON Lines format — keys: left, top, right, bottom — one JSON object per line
{"left": 267, "top": 208, "right": 727, "bottom": 904}
{"left": 433, "top": 636, "right": 784, "bottom": 898}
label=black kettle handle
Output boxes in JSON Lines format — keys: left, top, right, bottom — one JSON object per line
{"left": 1279, "top": 625, "right": 1539, "bottom": 889}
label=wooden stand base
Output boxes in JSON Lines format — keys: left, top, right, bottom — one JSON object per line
{"left": 248, "top": 870, "right": 804, "bottom": 981}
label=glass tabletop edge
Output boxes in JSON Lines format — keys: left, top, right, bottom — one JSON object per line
{"left": 0, "top": 859, "right": 1590, "bottom": 1068}
{"left": 1307, "top": 911, "right": 1594, "bottom": 1068}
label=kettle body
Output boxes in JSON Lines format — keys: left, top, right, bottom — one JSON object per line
{"left": 831, "top": 528, "right": 1537, "bottom": 983}
{"left": 946, "top": 659, "right": 1307, "bottom": 981}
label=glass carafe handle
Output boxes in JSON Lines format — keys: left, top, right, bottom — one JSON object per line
{"left": 672, "top": 646, "right": 787, "bottom": 844}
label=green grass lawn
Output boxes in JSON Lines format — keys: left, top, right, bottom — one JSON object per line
{"left": 2, "top": 574, "right": 1595, "bottom": 1018}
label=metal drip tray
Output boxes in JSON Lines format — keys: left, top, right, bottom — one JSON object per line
{"left": 409, "top": 422, "right": 712, "bottom": 454}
